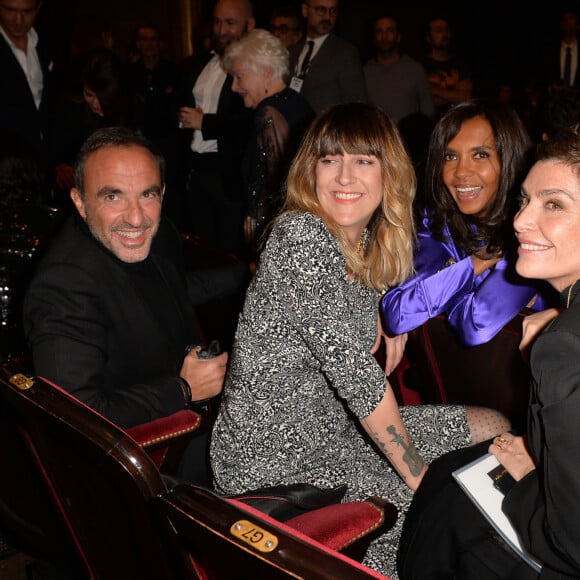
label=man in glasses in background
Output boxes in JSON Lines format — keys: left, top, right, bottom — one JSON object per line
{"left": 288, "top": 0, "right": 367, "bottom": 114}
{"left": 269, "top": 3, "right": 303, "bottom": 50}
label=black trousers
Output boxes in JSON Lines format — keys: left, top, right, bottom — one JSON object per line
{"left": 186, "top": 155, "right": 244, "bottom": 258}
{"left": 397, "top": 440, "right": 538, "bottom": 580}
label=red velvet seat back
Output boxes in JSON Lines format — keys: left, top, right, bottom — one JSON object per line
{"left": 0, "top": 366, "right": 194, "bottom": 578}
{"left": 155, "top": 484, "right": 391, "bottom": 580}
{"left": 408, "top": 309, "right": 532, "bottom": 431}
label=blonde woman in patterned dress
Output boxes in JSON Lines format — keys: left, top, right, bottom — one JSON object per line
{"left": 210, "top": 102, "right": 509, "bottom": 578}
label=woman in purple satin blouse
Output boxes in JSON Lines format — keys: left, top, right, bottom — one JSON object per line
{"left": 381, "top": 98, "right": 558, "bottom": 346}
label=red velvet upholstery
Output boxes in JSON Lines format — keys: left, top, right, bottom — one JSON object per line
{"left": 127, "top": 408, "right": 202, "bottom": 472}
{"left": 283, "top": 496, "right": 396, "bottom": 553}
{"left": 408, "top": 309, "right": 533, "bottom": 431}
{"left": 0, "top": 363, "right": 193, "bottom": 578}
{"left": 31, "top": 373, "right": 204, "bottom": 472}
{"left": 155, "top": 484, "right": 392, "bottom": 579}
{"left": 0, "top": 359, "right": 398, "bottom": 578}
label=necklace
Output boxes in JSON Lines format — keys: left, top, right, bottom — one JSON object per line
{"left": 357, "top": 229, "right": 367, "bottom": 253}
{"left": 567, "top": 280, "right": 577, "bottom": 308}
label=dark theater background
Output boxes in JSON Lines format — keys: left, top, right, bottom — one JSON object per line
{"left": 38, "top": 0, "right": 576, "bottom": 99}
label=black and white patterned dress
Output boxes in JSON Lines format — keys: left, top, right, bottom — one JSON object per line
{"left": 211, "top": 211, "right": 471, "bottom": 578}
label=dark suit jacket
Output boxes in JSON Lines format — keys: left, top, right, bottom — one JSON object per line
{"left": 503, "top": 284, "right": 580, "bottom": 577}
{"left": 397, "top": 286, "right": 580, "bottom": 580}
{"left": 539, "top": 37, "right": 580, "bottom": 93}
{"left": 23, "top": 214, "right": 201, "bottom": 430}
{"left": 0, "top": 30, "right": 53, "bottom": 153}
{"left": 176, "top": 50, "right": 252, "bottom": 200}
{"left": 289, "top": 33, "right": 367, "bottom": 114}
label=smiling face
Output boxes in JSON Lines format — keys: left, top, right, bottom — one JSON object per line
{"left": 315, "top": 152, "right": 383, "bottom": 246}
{"left": 442, "top": 115, "right": 501, "bottom": 217}
{"left": 514, "top": 159, "right": 580, "bottom": 292}
{"left": 70, "top": 145, "right": 164, "bottom": 263}
{"left": 212, "top": 0, "right": 255, "bottom": 55}
{"left": 230, "top": 58, "right": 270, "bottom": 109}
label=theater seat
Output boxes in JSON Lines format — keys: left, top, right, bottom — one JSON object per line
{"left": 155, "top": 484, "right": 393, "bottom": 579}
{"left": 0, "top": 357, "right": 397, "bottom": 579}
{"left": 407, "top": 309, "right": 533, "bottom": 431}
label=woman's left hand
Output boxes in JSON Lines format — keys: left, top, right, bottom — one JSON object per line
{"left": 383, "top": 333, "right": 408, "bottom": 376}
{"left": 520, "top": 308, "right": 560, "bottom": 364}
{"left": 372, "top": 314, "right": 407, "bottom": 375}
{"left": 489, "top": 433, "right": 536, "bottom": 482}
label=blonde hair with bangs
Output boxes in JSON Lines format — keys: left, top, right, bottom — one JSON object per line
{"left": 281, "top": 102, "right": 416, "bottom": 291}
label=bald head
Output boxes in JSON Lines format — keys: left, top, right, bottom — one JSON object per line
{"left": 213, "top": 0, "right": 255, "bottom": 54}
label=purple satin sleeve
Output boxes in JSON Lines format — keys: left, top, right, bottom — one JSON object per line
{"left": 381, "top": 217, "right": 556, "bottom": 346}
{"left": 445, "top": 253, "right": 540, "bottom": 346}
{"left": 381, "top": 219, "right": 474, "bottom": 335}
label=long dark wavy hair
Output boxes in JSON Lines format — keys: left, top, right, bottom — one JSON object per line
{"left": 424, "top": 98, "right": 532, "bottom": 257}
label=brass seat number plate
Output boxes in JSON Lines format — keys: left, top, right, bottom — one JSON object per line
{"left": 9, "top": 373, "right": 35, "bottom": 390}
{"left": 230, "top": 519, "right": 279, "bottom": 552}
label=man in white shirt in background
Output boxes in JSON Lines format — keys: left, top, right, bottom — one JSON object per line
{"left": 0, "top": 0, "right": 52, "bottom": 156}
{"left": 177, "top": 0, "right": 255, "bottom": 258}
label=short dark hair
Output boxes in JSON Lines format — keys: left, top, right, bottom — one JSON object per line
{"left": 73, "top": 127, "right": 166, "bottom": 195}
{"left": 540, "top": 87, "right": 580, "bottom": 139}
{"left": 270, "top": 2, "right": 301, "bottom": 22}
{"left": 537, "top": 122, "right": 580, "bottom": 178}
{"left": 134, "top": 23, "right": 161, "bottom": 41}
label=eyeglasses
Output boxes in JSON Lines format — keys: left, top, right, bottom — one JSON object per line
{"left": 308, "top": 5, "right": 338, "bottom": 17}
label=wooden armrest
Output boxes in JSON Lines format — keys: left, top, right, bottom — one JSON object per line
{"left": 127, "top": 409, "right": 202, "bottom": 473}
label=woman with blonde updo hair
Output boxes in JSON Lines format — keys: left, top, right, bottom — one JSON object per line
{"left": 223, "top": 28, "right": 314, "bottom": 257}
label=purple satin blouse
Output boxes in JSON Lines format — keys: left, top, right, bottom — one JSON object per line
{"left": 380, "top": 215, "right": 557, "bottom": 346}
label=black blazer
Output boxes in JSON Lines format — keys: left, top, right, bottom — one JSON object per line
{"left": 0, "top": 31, "right": 53, "bottom": 152}
{"left": 23, "top": 215, "right": 201, "bottom": 429}
{"left": 288, "top": 34, "right": 367, "bottom": 114}
{"left": 539, "top": 37, "right": 580, "bottom": 92}
{"left": 176, "top": 51, "right": 252, "bottom": 200}
{"left": 503, "top": 284, "right": 580, "bottom": 577}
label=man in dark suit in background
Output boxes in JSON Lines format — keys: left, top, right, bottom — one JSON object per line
{"left": 540, "top": 9, "right": 580, "bottom": 97}
{"left": 177, "top": 0, "right": 254, "bottom": 259}
{"left": 0, "top": 0, "right": 52, "bottom": 158}
{"left": 23, "top": 127, "right": 229, "bottom": 486}
{"left": 288, "top": 0, "right": 366, "bottom": 115}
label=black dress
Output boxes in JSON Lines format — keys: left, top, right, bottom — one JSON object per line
{"left": 240, "top": 87, "right": 314, "bottom": 255}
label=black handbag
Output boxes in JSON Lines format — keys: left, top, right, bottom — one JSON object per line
{"left": 230, "top": 482, "right": 348, "bottom": 522}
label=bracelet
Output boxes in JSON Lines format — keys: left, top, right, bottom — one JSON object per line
{"left": 178, "top": 377, "right": 192, "bottom": 405}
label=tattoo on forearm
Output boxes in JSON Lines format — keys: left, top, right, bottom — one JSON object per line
{"left": 386, "top": 425, "right": 425, "bottom": 476}
{"left": 362, "top": 419, "right": 425, "bottom": 478}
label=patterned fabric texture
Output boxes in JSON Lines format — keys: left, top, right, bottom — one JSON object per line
{"left": 210, "top": 211, "right": 471, "bottom": 578}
